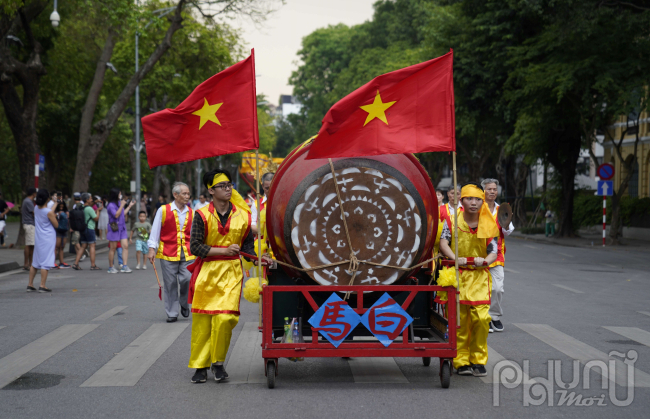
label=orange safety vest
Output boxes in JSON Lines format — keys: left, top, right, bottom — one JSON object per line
{"left": 156, "top": 204, "right": 196, "bottom": 262}
{"left": 489, "top": 204, "right": 505, "bottom": 268}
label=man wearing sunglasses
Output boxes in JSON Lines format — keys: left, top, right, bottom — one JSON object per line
{"left": 186, "top": 169, "right": 271, "bottom": 384}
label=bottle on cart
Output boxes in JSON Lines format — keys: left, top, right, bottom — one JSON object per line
{"left": 284, "top": 317, "right": 292, "bottom": 343}
{"left": 292, "top": 318, "right": 300, "bottom": 343}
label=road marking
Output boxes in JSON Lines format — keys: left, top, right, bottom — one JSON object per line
{"left": 0, "top": 326, "right": 5, "bottom": 331}
{"left": 638, "top": 311, "right": 650, "bottom": 318}
{"left": 556, "top": 252, "right": 574, "bottom": 258}
{"left": 81, "top": 323, "right": 187, "bottom": 387}
{"left": 515, "top": 324, "right": 650, "bottom": 387}
{"left": 0, "top": 324, "right": 98, "bottom": 389}
{"left": 604, "top": 327, "right": 650, "bottom": 347}
{"left": 224, "top": 322, "right": 264, "bottom": 384}
{"left": 552, "top": 284, "right": 584, "bottom": 294}
{"left": 348, "top": 357, "right": 408, "bottom": 383}
{"left": 92, "top": 306, "right": 127, "bottom": 322}
{"left": 504, "top": 268, "right": 520, "bottom": 274}
{"left": 523, "top": 245, "right": 537, "bottom": 249}
{"left": 0, "top": 269, "right": 25, "bottom": 279}
{"left": 481, "top": 345, "right": 535, "bottom": 384}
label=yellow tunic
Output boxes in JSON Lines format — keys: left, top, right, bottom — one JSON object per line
{"left": 449, "top": 212, "right": 492, "bottom": 305}
{"left": 192, "top": 203, "right": 251, "bottom": 315}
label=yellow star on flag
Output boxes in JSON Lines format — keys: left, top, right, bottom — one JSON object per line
{"left": 360, "top": 90, "right": 396, "bottom": 126}
{"left": 192, "top": 98, "right": 223, "bottom": 129}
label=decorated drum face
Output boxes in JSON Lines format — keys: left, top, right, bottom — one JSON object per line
{"left": 285, "top": 158, "right": 427, "bottom": 286}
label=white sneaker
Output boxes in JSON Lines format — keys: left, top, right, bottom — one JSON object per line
{"left": 121, "top": 265, "right": 132, "bottom": 273}
{"left": 107, "top": 267, "right": 119, "bottom": 274}
{"left": 81, "top": 254, "right": 87, "bottom": 261}
{"left": 136, "top": 264, "right": 141, "bottom": 270}
{"left": 142, "top": 265, "right": 147, "bottom": 270}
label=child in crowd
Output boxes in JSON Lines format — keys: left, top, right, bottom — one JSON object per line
{"left": 130, "top": 211, "right": 152, "bottom": 270}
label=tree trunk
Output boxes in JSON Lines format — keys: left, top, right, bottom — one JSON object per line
{"left": 72, "top": 0, "right": 187, "bottom": 193}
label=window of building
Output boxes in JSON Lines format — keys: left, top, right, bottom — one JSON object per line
{"left": 629, "top": 159, "right": 639, "bottom": 198}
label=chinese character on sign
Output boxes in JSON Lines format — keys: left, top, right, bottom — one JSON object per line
{"left": 360, "top": 293, "right": 413, "bottom": 347}
{"left": 308, "top": 293, "right": 361, "bottom": 347}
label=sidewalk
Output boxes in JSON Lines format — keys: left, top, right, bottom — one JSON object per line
{"left": 0, "top": 222, "right": 109, "bottom": 271}
{"left": 510, "top": 230, "right": 650, "bottom": 252}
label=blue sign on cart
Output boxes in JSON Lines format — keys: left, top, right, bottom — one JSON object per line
{"left": 308, "top": 293, "right": 361, "bottom": 347}
{"left": 360, "top": 293, "right": 413, "bottom": 347}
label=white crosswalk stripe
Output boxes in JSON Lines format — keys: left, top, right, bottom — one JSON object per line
{"left": 603, "top": 326, "right": 650, "bottom": 347}
{"left": 92, "top": 306, "right": 127, "bottom": 322}
{"left": 0, "top": 324, "right": 98, "bottom": 389}
{"left": 481, "top": 345, "right": 535, "bottom": 384}
{"left": 638, "top": 311, "right": 650, "bottom": 318}
{"left": 348, "top": 357, "right": 408, "bottom": 383}
{"left": 224, "top": 322, "right": 265, "bottom": 384}
{"left": 81, "top": 323, "right": 188, "bottom": 387}
{"left": 552, "top": 284, "right": 583, "bottom": 294}
{"left": 515, "top": 323, "right": 650, "bottom": 387}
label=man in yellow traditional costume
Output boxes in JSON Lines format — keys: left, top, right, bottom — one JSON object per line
{"left": 439, "top": 182, "right": 499, "bottom": 377}
{"left": 187, "top": 169, "right": 271, "bottom": 384}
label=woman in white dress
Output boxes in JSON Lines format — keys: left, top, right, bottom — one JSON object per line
{"left": 27, "top": 189, "right": 58, "bottom": 293}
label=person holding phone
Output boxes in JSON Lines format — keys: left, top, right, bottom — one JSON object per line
{"left": 106, "top": 188, "right": 135, "bottom": 273}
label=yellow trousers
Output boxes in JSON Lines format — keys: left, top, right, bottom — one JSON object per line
{"left": 453, "top": 304, "right": 491, "bottom": 369}
{"left": 188, "top": 313, "right": 239, "bottom": 368}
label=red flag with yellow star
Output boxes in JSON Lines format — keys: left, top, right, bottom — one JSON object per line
{"left": 306, "top": 50, "right": 455, "bottom": 159}
{"left": 142, "top": 50, "right": 258, "bottom": 168}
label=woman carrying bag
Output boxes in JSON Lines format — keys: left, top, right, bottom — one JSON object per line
{"left": 27, "top": 189, "right": 58, "bottom": 293}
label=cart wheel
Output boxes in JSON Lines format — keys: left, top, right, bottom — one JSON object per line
{"left": 440, "top": 360, "right": 451, "bottom": 388}
{"left": 422, "top": 357, "right": 431, "bottom": 367}
{"left": 266, "top": 360, "right": 276, "bottom": 389}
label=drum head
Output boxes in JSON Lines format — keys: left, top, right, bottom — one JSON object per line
{"left": 497, "top": 203, "right": 513, "bottom": 228}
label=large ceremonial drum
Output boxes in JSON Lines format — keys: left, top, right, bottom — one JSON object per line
{"left": 266, "top": 142, "right": 439, "bottom": 286}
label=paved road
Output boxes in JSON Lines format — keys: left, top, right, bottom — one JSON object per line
{"left": 0, "top": 240, "right": 649, "bottom": 418}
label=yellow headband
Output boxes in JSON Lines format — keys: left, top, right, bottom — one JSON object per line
{"left": 208, "top": 173, "right": 230, "bottom": 189}
{"left": 460, "top": 184, "right": 499, "bottom": 239}
{"left": 208, "top": 173, "right": 250, "bottom": 214}
{"left": 460, "top": 184, "right": 485, "bottom": 201}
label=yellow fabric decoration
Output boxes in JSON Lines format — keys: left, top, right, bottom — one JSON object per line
{"left": 436, "top": 266, "right": 458, "bottom": 303}
{"left": 243, "top": 277, "right": 268, "bottom": 303}
{"left": 460, "top": 184, "right": 499, "bottom": 238}
{"left": 208, "top": 173, "right": 250, "bottom": 214}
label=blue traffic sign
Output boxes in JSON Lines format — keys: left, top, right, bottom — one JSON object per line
{"left": 597, "top": 163, "right": 614, "bottom": 181}
{"left": 597, "top": 180, "right": 613, "bottom": 196}
{"left": 38, "top": 155, "right": 45, "bottom": 172}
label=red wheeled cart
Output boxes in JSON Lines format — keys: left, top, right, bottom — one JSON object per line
{"left": 260, "top": 281, "right": 458, "bottom": 389}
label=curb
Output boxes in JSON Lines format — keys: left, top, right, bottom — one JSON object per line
{"left": 510, "top": 234, "right": 649, "bottom": 251}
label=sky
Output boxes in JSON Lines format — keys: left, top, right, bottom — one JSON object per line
{"left": 231, "top": 0, "right": 377, "bottom": 106}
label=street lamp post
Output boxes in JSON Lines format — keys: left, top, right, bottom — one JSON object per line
{"left": 50, "top": 0, "right": 60, "bottom": 27}
{"left": 133, "top": 7, "right": 176, "bottom": 214}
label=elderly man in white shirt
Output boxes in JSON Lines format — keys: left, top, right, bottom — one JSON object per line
{"left": 481, "top": 178, "right": 515, "bottom": 333}
{"left": 147, "top": 182, "right": 196, "bottom": 323}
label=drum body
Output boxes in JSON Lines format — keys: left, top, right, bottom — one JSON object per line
{"left": 266, "top": 142, "right": 439, "bottom": 286}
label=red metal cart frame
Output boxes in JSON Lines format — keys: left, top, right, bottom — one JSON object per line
{"left": 261, "top": 284, "right": 458, "bottom": 388}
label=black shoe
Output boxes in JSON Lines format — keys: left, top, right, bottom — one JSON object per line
{"left": 191, "top": 368, "right": 208, "bottom": 383}
{"left": 491, "top": 320, "right": 504, "bottom": 332}
{"left": 26, "top": 286, "right": 36, "bottom": 292}
{"left": 180, "top": 306, "right": 189, "bottom": 318}
{"left": 166, "top": 317, "right": 177, "bottom": 323}
{"left": 38, "top": 287, "right": 52, "bottom": 293}
{"left": 472, "top": 364, "right": 487, "bottom": 377}
{"left": 457, "top": 365, "right": 473, "bottom": 376}
{"left": 210, "top": 364, "right": 227, "bottom": 382}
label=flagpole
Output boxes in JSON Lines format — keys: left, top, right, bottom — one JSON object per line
{"left": 255, "top": 149, "right": 263, "bottom": 328}
{"left": 452, "top": 152, "right": 460, "bottom": 328}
